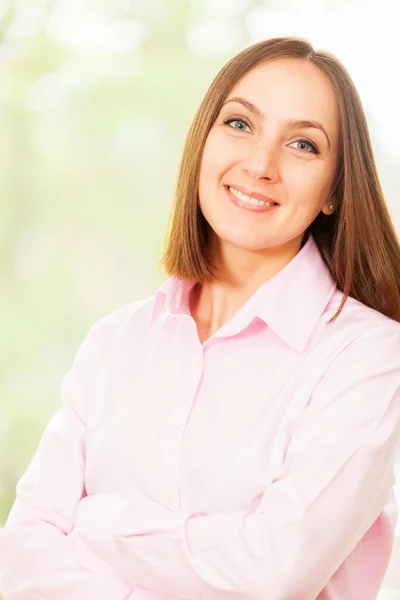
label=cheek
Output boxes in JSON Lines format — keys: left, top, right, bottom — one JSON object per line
{"left": 198, "top": 142, "right": 214, "bottom": 191}
{"left": 283, "top": 159, "right": 335, "bottom": 203}
{"left": 199, "top": 145, "right": 223, "bottom": 202}
{"left": 200, "top": 130, "right": 242, "bottom": 181}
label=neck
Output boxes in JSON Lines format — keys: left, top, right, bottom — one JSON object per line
{"left": 190, "top": 234, "right": 305, "bottom": 339}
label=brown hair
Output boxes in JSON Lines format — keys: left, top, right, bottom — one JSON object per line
{"left": 160, "top": 37, "right": 400, "bottom": 323}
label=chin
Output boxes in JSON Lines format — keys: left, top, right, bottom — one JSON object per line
{"left": 208, "top": 221, "right": 275, "bottom": 252}
{"left": 221, "top": 235, "right": 272, "bottom": 252}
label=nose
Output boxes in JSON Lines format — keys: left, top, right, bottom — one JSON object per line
{"left": 242, "top": 143, "right": 279, "bottom": 182}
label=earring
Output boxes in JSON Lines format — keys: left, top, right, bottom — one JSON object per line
{"left": 329, "top": 204, "right": 335, "bottom": 211}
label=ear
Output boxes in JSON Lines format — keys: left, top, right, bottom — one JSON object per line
{"left": 321, "top": 201, "right": 336, "bottom": 216}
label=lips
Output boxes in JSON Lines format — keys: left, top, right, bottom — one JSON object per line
{"left": 225, "top": 184, "right": 279, "bottom": 205}
{"left": 225, "top": 186, "right": 279, "bottom": 214}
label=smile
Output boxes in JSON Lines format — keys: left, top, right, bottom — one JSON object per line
{"left": 225, "top": 186, "right": 279, "bottom": 213}
{"left": 228, "top": 186, "right": 278, "bottom": 207}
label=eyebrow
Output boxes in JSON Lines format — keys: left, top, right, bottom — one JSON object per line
{"left": 222, "top": 96, "right": 331, "bottom": 149}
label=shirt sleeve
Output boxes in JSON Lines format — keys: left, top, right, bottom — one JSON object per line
{"left": 0, "top": 322, "right": 133, "bottom": 600}
{"left": 72, "top": 493, "right": 204, "bottom": 599}
{"left": 76, "top": 327, "right": 400, "bottom": 600}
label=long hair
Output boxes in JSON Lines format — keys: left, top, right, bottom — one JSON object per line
{"left": 161, "top": 37, "right": 400, "bottom": 323}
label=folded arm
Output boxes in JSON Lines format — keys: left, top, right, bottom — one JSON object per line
{"left": 76, "top": 328, "right": 400, "bottom": 600}
{"left": 0, "top": 322, "right": 133, "bottom": 600}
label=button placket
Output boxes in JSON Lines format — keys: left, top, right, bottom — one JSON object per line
{"left": 161, "top": 362, "right": 204, "bottom": 508}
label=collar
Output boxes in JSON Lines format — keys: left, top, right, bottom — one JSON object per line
{"left": 150, "top": 235, "right": 337, "bottom": 352}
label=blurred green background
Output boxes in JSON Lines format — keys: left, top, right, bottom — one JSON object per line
{"left": 0, "top": 0, "right": 399, "bottom": 592}
{"left": 0, "top": 0, "right": 242, "bottom": 520}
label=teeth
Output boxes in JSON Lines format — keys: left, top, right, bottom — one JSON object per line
{"left": 228, "top": 186, "right": 275, "bottom": 207}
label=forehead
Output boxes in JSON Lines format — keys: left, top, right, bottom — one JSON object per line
{"left": 227, "top": 57, "right": 338, "bottom": 133}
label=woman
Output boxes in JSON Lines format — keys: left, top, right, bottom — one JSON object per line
{"left": 1, "top": 37, "right": 400, "bottom": 600}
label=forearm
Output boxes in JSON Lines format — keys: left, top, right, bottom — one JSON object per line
{"left": 73, "top": 493, "right": 204, "bottom": 599}
{"left": 0, "top": 521, "right": 133, "bottom": 600}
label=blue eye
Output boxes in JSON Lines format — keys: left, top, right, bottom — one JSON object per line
{"left": 224, "top": 118, "right": 251, "bottom": 132}
{"left": 290, "top": 140, "right": 319, "bottom": 154}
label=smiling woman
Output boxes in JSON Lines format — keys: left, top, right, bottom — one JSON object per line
{"left": 1, "top": 37, "right": 400, "bottom": 600}
{"left": 196, "top": 57, "right": 339, "bottom": 305}
{"left": 162, "top": 38, "right": 400, "bottom": 329}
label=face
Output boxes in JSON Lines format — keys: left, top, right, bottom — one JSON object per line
{"left": 198, "top": 57, "right": 339, "bottom": 259}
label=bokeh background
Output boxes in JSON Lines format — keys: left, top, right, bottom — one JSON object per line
{"left": 0, "top": 0, "right": 399, "bottom": 596}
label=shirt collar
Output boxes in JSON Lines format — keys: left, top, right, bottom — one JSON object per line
{"left": 150, "top": 235, "right": 337, "bottom": 352}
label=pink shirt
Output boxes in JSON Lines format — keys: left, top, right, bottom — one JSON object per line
{"left": 1, "top": 234, "right": 400, "bottom": 600}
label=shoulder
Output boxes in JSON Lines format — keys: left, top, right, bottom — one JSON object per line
{"left": 318, "top": 289, "right": 400, "bottom": 369}
{"left": 300, "top": 292, "right": 400, "bottom": 421}
{"left": 63, "top": 295, "right": 158, "bottom": 421}
{"left": 91, "top": 295, "right": 155, "bottom": 335}
{"left": 75, "top": 295, "right": 157, "bottom": 363}
{"left": 325, "top": 289, "right": 400, "bottom": 336}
